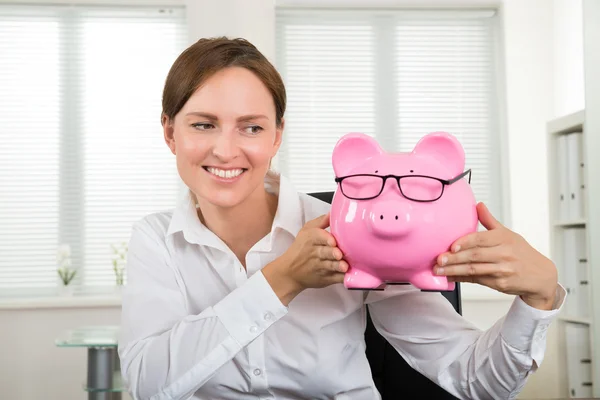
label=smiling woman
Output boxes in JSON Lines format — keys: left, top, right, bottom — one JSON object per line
{"left": 158, "top": 38, "right": 287, "bottom": 263}
{"left": 118, "top": 36, "right": 565, "bottom": 400}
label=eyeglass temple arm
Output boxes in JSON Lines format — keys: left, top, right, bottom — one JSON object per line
{"left": 446, "top": 169, "right": 472, "bottom": 185}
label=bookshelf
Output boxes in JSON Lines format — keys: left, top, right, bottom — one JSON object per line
{"left": 547, "top": 108, "right": 598, "bottom": 399}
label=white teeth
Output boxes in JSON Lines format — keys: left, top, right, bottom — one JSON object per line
{"left": 207, "top": 167, "right": 243, "bottom": 179}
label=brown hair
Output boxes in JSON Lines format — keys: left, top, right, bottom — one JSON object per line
{"left": 161, "top": 37, "right": 286, "bottom": 127}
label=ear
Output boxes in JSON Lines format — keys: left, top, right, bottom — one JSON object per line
{"left": 272, "top": 117, "right": 284, "bottom": 156}
{"left": 162, "top": 114, "right": 176, "bottom": 155}
{"left": 412, "top": 131, "right": 465, "bottom": 177}
{"left": 332, "top": 133, "right": 383, "bottom": 176}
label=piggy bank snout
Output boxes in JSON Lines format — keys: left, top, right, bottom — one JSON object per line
{"left": 368, "top": 200, "right": 412, "bottom": 238}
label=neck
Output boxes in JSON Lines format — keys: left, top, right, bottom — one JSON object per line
{"left": 196, "top": 185, "right": 278, "bottom": 266}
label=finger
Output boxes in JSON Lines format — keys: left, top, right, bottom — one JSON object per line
{"left": 305, "top": 213, "right": 330, "bottom": 230}
{"left": 449, "top": 229, "right": 502, "bottom": 253}
{"left": 477, "top": 202, "right": 504, "bottom": 231}
{"left": 435, "top": 262, "right": 500, "bottom": 277}
{"left": 326, "top": 259, "right": 348, "bottom": 273}
{"left": 312, "top": 230, "right": 337, "bottom": 247}
{"left": 328, "top": 271, "right": 346, "bottom": 285}
{"left": 319, "top": 246, "right": 343, "bottom": 261}
{"left": 447, "top": 275, "right": 511, "bottom": 294}
{"left": 437, "top": 246, "right": 504, "bottom": 267}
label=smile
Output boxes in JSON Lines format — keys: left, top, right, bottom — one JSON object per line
{"left": 204, "top": 167, "right": 245, "bottom": 179}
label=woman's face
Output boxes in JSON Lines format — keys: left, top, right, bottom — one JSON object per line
{"left": 163, "top": 66, "right": 283, "bottom": 210}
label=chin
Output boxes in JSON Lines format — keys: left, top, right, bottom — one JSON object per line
{"left": 193, "top": 175, "right": 264, "bottom": 210}
{"left": 201, "top": 190, "right": 247, "bottom": 209}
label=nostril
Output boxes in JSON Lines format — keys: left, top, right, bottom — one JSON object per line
{"left": 380, "top": 215, "right": 384, "bottom": 220}
{"left": 395, "top": 216, "right": 398, "bottom": 220}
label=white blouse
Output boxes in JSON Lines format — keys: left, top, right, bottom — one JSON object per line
{"left": 118, "top": 175, "right": 566, "bottom": 400}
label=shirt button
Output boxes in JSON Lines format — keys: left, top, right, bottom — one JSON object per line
{"left": 249, "top": 325, "right": 258, "bottom": 333}
{"left": 254, "top": 368, "right": 262, "bottom": 376}
{"left": 264, "top": 312, "right": 273, "bottom": 321}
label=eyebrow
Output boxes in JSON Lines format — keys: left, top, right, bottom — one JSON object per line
{"left": 185, "top": 112, "right": 269, "bottom": 122}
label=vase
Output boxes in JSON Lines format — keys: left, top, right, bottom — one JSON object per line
{"left": 59, "top": 284, "right": 75, "bottom": 297}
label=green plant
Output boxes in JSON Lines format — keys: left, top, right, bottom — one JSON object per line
{"left": 57, "top": 244, "right": 77, "bottom": 286}
{"left": 111, "top": 242, "right": 128, "bottom": 286}
{"left": 58, "top": 268, "right": 77, "bottom": 285}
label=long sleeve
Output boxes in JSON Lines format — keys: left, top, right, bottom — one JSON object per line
{"left": 118, "top": 220, "right": 289, "bottom": 400}
{"left": 365, "top": 284, "right": 566, "bottom": 400}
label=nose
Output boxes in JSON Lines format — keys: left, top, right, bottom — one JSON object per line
{"left": 368, "top": 200, "right": 412, "bottom": 238}
{"left": 212, "top": 131, "right": 240, "bottom": 161}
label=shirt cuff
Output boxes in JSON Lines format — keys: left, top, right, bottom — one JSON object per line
{"left": 500, "top": 283, "right": 567, "bottom": 362}
{"left": 213, "top": 270, "right": 288, "bottom": 348}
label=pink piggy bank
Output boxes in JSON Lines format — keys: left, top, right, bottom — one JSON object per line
{"left": 330, "top": 131, "right": 478, "bottom": 292}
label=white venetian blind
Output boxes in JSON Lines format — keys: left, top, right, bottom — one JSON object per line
{"left": 275, "top": 9, "right": 502, "bottom": 219}
{"left": 394, "top": 15, "right": 497, "bottom": 216}
{"left": 0, "top": 5, "right": 187, "bottom": 297}
{"left": 275, "top": 13, "right": 376, "bottom": 192}
{"left": 79, "top": 8, "right": 186, "bottom": 291}
{"left": 0, "top": 8, "right": 61, "bottom": 296}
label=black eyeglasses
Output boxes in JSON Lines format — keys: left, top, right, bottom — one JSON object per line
{"left": 334, "top": 169, "right": 472, "bottom": 202}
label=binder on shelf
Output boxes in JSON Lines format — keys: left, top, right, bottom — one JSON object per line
{"left": 578, "top": 132, "right": 586, "bottom": 219}
{"left": 562, "top": 228, "right": 580, "bottom": 316}
{"left": 575, "top": 227, "right": 590, "bottom": 318}
{"left": 565, "top": 323, "right": 593, "bottom": 398}
{"left": 562, "top": 227, "right": 590, "bottom": 318}
{"left": 566, "top": 132, "right": 585, "bottom": 221}
{"left": 557, "top": 134, "right": 570, "bottom": 221}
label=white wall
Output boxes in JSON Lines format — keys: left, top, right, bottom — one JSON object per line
{"left": 184, "top": 0, "right": 276, "bottom": 61}
{"left": 0, "top": 302, "right": 127, "bottom": 400}
{"left": 0, "top": 0, "right": 585, "bottom": 399}
{"left": 553, "top": 0, "right": 585, "bottom": 118}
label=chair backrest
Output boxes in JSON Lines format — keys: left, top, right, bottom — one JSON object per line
{"left": 308, "top": 191, "right": 461, "bottom": 400}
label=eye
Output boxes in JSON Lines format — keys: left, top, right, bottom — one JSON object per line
{"left": 244, "top": 125, "right": 264, "bottom": 135}
{"left": 191, "top": 123, "right": 215, "bottom": 130}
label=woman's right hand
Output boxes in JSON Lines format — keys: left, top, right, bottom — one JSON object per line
{"left": 262, "top": 213, "right": 348, "bottom": 305}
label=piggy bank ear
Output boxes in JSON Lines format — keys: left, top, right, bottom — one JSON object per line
{"left": 412, "top": 132, "right": 465, "bottom": 177}
{"left": 332, "top": 133, "right": 383, "bottom": 176}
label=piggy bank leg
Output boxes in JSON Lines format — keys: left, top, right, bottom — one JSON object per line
{"left": 344, "top": 266, "right": 383, "bottom": 290}
{"left": 411, "top": 270, "right": 454, "bottom": 292}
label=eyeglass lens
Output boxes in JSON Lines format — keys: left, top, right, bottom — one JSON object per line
{"left": 340, "top": 175, "right": 444, "bottom": 201}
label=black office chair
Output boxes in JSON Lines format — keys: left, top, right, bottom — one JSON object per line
{"left": 308, "top": 191, "right": 461, "bottom": 400}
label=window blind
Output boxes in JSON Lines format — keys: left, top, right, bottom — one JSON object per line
{"left": 274, "top": 16, "right": 376, "bottom": 191}
{"left": 0, "top": 5, "right": 187, "bottom": 297}
{"left": 275, "top": 9, "right": 502, "bottom": 218}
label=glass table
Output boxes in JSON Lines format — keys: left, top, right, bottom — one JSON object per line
{"left": 56, "top": 325, "right": 124, "bottom": 400}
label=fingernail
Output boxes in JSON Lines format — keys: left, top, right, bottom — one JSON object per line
{"left": 453, "top": 245, "right": 461, "bottom": 253}
{"left": 436, "top": 267, "right": 444, "bottom": 275}
{"left": 441, "top": 256, "right": 448, "bottom": 266}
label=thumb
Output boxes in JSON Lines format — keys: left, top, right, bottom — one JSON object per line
{"left": 477, "top": 202, "right": 502, "bottom": 230}
{"left": 305, "top": 212, "right": 330, "bottom": 230}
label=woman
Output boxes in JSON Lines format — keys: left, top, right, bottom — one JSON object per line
{"left": 118, "top": 37, "right": 565, "bottom": 400}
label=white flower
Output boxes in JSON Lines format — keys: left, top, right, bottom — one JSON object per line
{"left": 57, "top": 244, "right": 71, "bottom": 263}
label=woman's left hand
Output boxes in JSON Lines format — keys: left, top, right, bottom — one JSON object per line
{"left": 434, "top": 202, "right": 559, "bottom": 310}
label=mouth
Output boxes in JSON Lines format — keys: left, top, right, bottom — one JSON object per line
{"left": 203, "top": 166, "right": 247, "bottom": 180}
